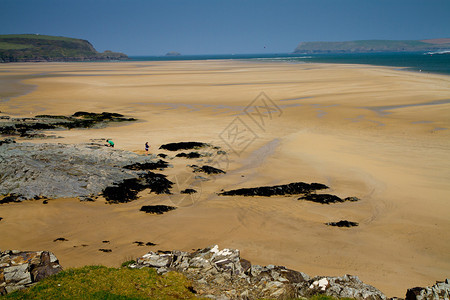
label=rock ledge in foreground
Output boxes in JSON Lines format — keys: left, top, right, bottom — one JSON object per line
{"left": 129, "top": 245, "right": 387, "bottom": 300}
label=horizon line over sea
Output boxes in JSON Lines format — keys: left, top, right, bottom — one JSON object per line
{"left": 128, "top": 52, "right": 450, "bottom": 75}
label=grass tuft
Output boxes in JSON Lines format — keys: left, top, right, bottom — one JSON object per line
{"left": 4, "top": 265, "right": 196, "bottom": 300}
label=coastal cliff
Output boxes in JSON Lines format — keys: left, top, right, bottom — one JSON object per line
{"left": 0, "top": 34, "right": 128, "bottom": 62}
{"left": 293, "top": 38, "right": 450, "bottom": 54}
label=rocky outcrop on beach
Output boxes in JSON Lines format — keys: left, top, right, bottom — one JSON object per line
{"left": 406, "top": 279, "right": 450, "bottom": 300}
{"left": 0, "top": 250, "right": 63, "bottom": 295}
{"left": 129, "top": 245, "right": 387, "bottom": 300}
{"left": 0, "top": 111, "right": 136, "bottom": 139}
{"left": 0, "top": 142, "right": 169, "bottom": 200}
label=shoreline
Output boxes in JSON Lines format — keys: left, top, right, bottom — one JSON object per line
{"left": 0, "top": 60, "right": 449, "bottom": 297}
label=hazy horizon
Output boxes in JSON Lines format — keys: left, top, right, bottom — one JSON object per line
{"left": 1, "top": 0, "right": 450, "bottom": 56}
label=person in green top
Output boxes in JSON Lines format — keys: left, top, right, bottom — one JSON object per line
{"left": 106, "top": 139, "right": 114, "bottom": 148}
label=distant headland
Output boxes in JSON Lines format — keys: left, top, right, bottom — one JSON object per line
{"left": 293, "top": 38, "right": 450, "bottom": 54}
{"left": 165, "top": 51, "right": 181, "bottom": 56}
{"left": 0, "top": 34, "right": 128, "bottom": 63}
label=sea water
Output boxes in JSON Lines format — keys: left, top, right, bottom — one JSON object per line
{"left": 129, "top": 52, "right": 450, "bottom": 75}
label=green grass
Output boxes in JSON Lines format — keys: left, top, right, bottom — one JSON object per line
{"left": 0, "top": 42, "right": 33, "bottom": 50}
{"left": 4, "top": 266, "right": 197, "bottom": 300}
{"left": 0, "top": 34, "right": 82, "bottom": 42}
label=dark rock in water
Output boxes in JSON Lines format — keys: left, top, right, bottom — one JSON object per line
{"left": 0, "top": 250, "right": 63, "bottom": 295}
{"left": 190, "top": 164, "right": 226, "bottom": 175}
{"left": 157, "top": 153, "right": 167, "bottom": 158}
{"left": 405, "top": 279, "right": 449, "bottom": 300}
{"left": 176, "top": 152, "right": 202, "bottom": 159}
{"left": 326, "top": 220, "right": 359, "bottom": 227}
{"left": 219, "top": 182, "right": 328, "bottom": 197}
{"left": 299, "top": 194, "right": 360, "bottom": 204}
{"left": 140, "top": 205, "right": 177, "bottom": 214}
{"left": 53, "top": 237, "right": 68, "bottom": 242}
{"left": 159, "top": 141, "right": 208, "bottom": 151}
{"left": 99, "top": 249, "right": 112, "bottom": 253}
{"left": 123, "top": 159, "right": 169, "bottom": 170}
{"left": 181, "top": 188, "right": 197, "bottom": 194}
{"left": 0, "top": 194, "right": 25, "bottom": 204}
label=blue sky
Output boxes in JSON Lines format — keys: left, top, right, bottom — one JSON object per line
{"left": 1, "top": 0, "right": 449, "bottom": 55}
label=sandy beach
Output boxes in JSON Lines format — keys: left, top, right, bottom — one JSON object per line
{"left": 0, "top": 60, "right": 449, "bottom": 297}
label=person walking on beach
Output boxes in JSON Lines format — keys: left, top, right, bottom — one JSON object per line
{"left": 145, "top": 142, "right": 150, "bottom": 155}
{"left": 106, "top": 139, "right": 114, "bottom": 148}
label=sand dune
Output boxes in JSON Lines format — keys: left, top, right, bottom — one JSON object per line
{"left": 0, "top": 60, "right": 449, "bottom": 297}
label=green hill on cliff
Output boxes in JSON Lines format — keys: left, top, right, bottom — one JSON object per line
{"left": 294, "top": 38, "right": 450, "bottom": 54}
{"left": 0, "top": 34, "right": 128, "bottom": 62}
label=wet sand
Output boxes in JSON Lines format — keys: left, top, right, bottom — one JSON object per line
{"left": 0, "top": 60, "right": 449, "bottom": 297}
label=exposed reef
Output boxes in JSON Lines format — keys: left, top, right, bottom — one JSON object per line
{"left": 190, "top": 164, "right": 226, "bottom": 175}
{"left": 175, "top": 152, "right": 202, "bottom": 159}
{"left": 299, "top": 194, "right": 360, "bottom": 204}
{"left": 0, "top": 112, "right": 136, "bottom": 139}
{"left": 218, "top": 182, "right": 328, "bottom": 197}
{"left": 140, "top": 205, "right": 177, "bottom": 215}
{"left": 326, "top": 220, "right": 359, "bottom": 227}
{"left": 159, "top": 141, "right": 209, "bottom": 151}
{"left": 0, "top": 142, "right": 170, "bottom": 201}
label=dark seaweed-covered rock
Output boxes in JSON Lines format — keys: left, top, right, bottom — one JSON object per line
{"left": 53, "top": 238, "right": 68, "bottom": 242}
{"left": 102, "top": 171, "right": 173, "bottom": 203}
{"left": 141, "top": 171, "right": 174, "bottom": 194}
{"left": 190, "top": 165, "right": 226, "bottom": 175}
{"left": 219, "top": 182, "right": 328, "bottom": 197}
{"left": 0, "top": 194, "right": 25, "bottom": 204}
{"left": 175, "top": 152, "right": 202, "bottom": 159}
{"left": 134, "top": 241, "right": 156, "bottom": 247}
{"left": 140, "top": 205, "right": 177, "bottom": 214}
{"left": 326, "top": 220, "right": 359, "bottom": 227}
{"left": 159, "top": 142, "right": 208, "bottom": 151}
{"left": 102, "top": 178, "right": 145, "bottom": 203}
{"left": 299, "top": 194, "right": 360, "bottom": 204}
{"left": 123, "top": 159, "right": 169, "bottom": 170}
{"left": 99, "top": 249, "right": 112, "bottom": 253}
{"left": 181, "top": 189, "right": 197, "bottom": 194}
{"left": 157, "top": 153, "right": 167, "bottom": 158}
